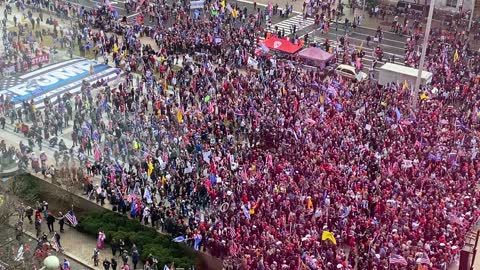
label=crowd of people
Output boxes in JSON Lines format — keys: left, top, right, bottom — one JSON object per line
{"left": 1, "top": 0, "right": 480, "bottom": 269}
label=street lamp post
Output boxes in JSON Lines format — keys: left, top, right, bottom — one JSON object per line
{"left": 468, "top": 0, "right": 475, "bottom": 31}
{"left": 413, "top": 0, "right": 435, "bottom": 109}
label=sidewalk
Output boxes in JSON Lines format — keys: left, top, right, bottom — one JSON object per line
{"left": 9, "top": 210, "right": 139, "bottom": 270}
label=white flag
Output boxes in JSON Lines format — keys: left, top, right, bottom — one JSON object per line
{"left": 14, "top": 245, "right": 24, "bottom": 262}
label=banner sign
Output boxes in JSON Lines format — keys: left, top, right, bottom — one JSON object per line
{"left": 3, "top": 53, "right": 50, "bottom": 75}
{"left": 0, "top": 59, "right": 119, "bottom": 108}
{"left": 190, "top": 0, "right": 205, "bottom": 9}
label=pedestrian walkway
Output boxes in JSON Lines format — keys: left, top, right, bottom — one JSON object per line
{"left": 9, "top": 214, "right": 112, "bottom": 269}
{"left": 266, "top": 14, "right": 316, "bottom": 35}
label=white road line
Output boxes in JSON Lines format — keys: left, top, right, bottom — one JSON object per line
{"left": 127, "top": 12, "right": 140, "bottom": 18}
{"left": 236, "top": 0, "right": 302, "bottom": 14}
{"left": 268, "top": 15, "right": 315, "bottom": 33}
{"left": 350, "top": 31, "right": 406, "bottom": 45}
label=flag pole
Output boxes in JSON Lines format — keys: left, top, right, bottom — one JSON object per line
{"left": 412, "top": 0, "right": 435, "bottom": 110}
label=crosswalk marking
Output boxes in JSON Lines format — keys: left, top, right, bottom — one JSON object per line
{"left": 267, "top": 15, "right": 316, "bottom": 35}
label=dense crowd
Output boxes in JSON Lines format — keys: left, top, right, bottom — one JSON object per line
{"left": 1, "top": 0, "right": 480, "bottom": 269}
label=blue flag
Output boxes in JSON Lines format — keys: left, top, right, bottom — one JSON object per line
{"left": 130, "top": 201, "right": 137, "bottom": 218}
{"left": 394, "top": 107, "right": 402, "bottom": 121}
{"left": 172, "top": 235, "right": 186, "bottom": 242}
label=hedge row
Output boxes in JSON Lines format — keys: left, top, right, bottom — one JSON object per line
{"left": 77, "top": 211, "right": 196, "bottom": 268}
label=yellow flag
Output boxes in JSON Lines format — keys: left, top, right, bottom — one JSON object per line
{"left": 177, "top": 109, "right": 183, "bottom": 123}
{"left": 307, "top": 197, "right": 313, "bottom": 209}
{"left": 161, "top": 175, "right": 166, "bottom": 185}
{"left": 133, "top": 141, "right": 139, "bottom": 150}
{"left": 420, "top": 92, "right": 428, "bottom": 100}
{"left": 221, "top": 0, "right": 226, "bottom": 8}
{"left": 147, "top": 161, "right": 154, "bottom": 176}
{"left": 402, "top": 80, "right": 409, "bottom": 90}
{"left": 319, "top": 95, "right": 324, "bottom": 104}
{"left": 232, "top": 8, "right": 238, "bottom": 18}
{"left": 113, "top": 43, "right": 119, "bottom": 53}
{"left": 321, "top": 231, "right": 337, "bottom": 245}
{"left": 453, "top": 49, "right": 459, "bottom": 63}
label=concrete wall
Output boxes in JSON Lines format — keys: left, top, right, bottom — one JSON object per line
{"left": 26, "top": 173, "right": 107, "bottom": 214}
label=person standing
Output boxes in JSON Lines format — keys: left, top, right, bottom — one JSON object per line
{"left": 25, "top": 206, "right": 33, "bottom": 223}
{"left": 97, "top": 231, "right": 106, "bottom": 249}
{"left": 34, "top": 217, "right": 42, "bottom": 238}
{"left": 92, "top": 248, "right": 100, "bottom": 266}
{"left": 111, "top": 238, "right": 119, "bottom": 256}
{"left": 132, "top": 245, "right": 139, "bottom": 269}
{"left": 53, "top": 231, "right": 63, "bottom": 252}
{"left": 62, "top": 258, "right": 71, "bottom": 270}
{"left": 121, "top": 250, "right": 129, "bottom": 265}
{"left": 103, "top": 258, "right": 111, "bottom": 270}
{"left": 46, "top": 211, "right": 55, "bottom": 233}
{"left": 57, "top": 212, "right": 65, "bottom": 233}
{"left": 111, "top": 258, "right": 118, "bottom": 270}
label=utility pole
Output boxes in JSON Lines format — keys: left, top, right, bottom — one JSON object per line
{"left": 412, "top": 0, "right": 435, "bottom": 109}
{"left": 468, "top": 0, "right": 475, "bottom": 32}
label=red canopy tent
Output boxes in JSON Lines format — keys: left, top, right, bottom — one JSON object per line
{"left": 261, "top": 36, "right": 302, "bottom": 54}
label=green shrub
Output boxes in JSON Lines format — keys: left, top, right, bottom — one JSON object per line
{"left": 77, "top": 212, "right": 196, "bottom": 269}
{"left": 10, "top": 174, "right": 40, "bottom": 204}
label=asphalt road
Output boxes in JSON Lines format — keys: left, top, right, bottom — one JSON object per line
{"left": 63, "top": 0, "right": 287, "bottom": 25}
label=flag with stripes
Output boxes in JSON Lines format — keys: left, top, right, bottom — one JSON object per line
{"left": 51, "top": 236, "right": 60, "bottom": 252}
{"left": 0, "top": 58, "right": 120, "bottom": 109}
{"left": 229, "top": 243, "right": 238, "bottom": 257}
{"left": 13, "top": 245, "right": 24, "bottom": 262}
{"left": 64, "top": 211, "right": 78, "bottom": 227}
{"left": 450, "top": 214, "right": 464, "bottom": 226}
{"left": 228, "top": 227, "right": 236, "bottom": 238}
{"left": 389, "top": 254, "right": 407, "bottom": 266}
{"left": 417, "top": 253, "right": 431, "bottom": 265}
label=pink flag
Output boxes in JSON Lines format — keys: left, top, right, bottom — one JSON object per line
{"left": 94, "top": 146, "right": 101, "bottom": 162}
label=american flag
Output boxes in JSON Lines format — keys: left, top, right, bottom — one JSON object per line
{"left": 229, "top": 243, "right": 238, "bottom": 257}
{"left": 450, "top": 215, "right": 464, "bottom": 226}
{"left": 65, "top": 211, "right": 78, "bottom": 227}
{"left": 51, "top": 236, "right": 60, "bottom": 252}
{"left": 0, "top": 76, "right": 23, "bottom": 93}
{"left": 417, "top": 253, "right": 431, "bottom": 265}
{"left": 228, "top": 227, "right": 236, "bottom": 238}
{"left": 389, "top": 254, "right": 408, "bottom": 266}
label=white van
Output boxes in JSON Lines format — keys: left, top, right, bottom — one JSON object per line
{"left": 378, "top": 63, "right": 433, "bottom": 86}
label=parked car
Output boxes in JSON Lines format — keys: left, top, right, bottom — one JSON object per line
{"left": 335, "top": 64, "right": 368, "bottom": 81}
